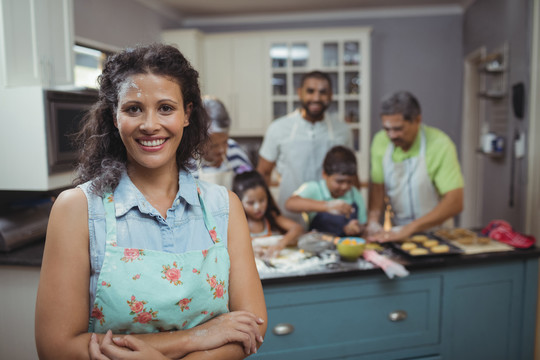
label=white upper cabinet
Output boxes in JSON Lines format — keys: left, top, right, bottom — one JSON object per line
{"left": 0, "top": 0, "right": 74, "bottom": 88}
{"left": 203, "top": 34, "right": 268, "bottom": 136}
{"left": 162, "top": 29, "right": 204, "bottom": 72}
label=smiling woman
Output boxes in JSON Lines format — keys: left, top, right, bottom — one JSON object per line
{"left": 35, "top": 43, "right": 267, "bottom": 360}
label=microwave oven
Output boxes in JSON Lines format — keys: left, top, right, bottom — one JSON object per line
{"left": 44, "top": 89, "right": 99, "bottom": 174}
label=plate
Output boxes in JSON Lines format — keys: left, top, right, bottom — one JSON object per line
{"left": 391, "top": 233, "right": 463, "bottom": 258}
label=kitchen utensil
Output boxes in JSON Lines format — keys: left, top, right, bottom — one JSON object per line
{"left": 297, "top": 232, "right": 338, "bottom": 254}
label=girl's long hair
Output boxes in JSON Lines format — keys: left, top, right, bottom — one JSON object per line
{"left": 232, "top": 171, "right": 285, "bottom": 233}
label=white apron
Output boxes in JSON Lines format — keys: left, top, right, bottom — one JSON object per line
{"left": 198, "top": 160, "right": 234, "bottom": 190}
{"left": 383, "top": 127, "right": 453, "bottom": 229}
{"left": 278, "top": 114, "right": 335, "bottom": 225}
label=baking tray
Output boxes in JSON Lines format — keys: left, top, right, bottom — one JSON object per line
{"left": 390, "top": 233, "right": 464, "bottom": 258}
{"left": 432, "top": 228, "right": 514, "bottom": 254}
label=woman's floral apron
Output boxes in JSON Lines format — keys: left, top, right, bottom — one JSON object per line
{"left": 88, "top": 186, "right": 230, "bottom": 334}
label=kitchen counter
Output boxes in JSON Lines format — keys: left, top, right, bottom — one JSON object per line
{"left": 258, "top": 244, "right": 540, "bottom": 284}
{"left": 3, "top": 236, "right": 540, "bottom": 276}
{"left": 255, "top": 248, "right": 539, "bottom": 360}
{"left": 0, "top": 238, "right": 45, "bottom": 266}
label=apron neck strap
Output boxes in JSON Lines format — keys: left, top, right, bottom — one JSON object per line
{"left": 102, "top": 193, "right": 118, "bottom": 246}
{"left": 326, "top": 118, "right": 334, "bottom": 140}
{"left": 419, "top": 126, "right": 427, "bottom": 157}
{"left": 195, "top": 182, "right": 223, "bottom": 244}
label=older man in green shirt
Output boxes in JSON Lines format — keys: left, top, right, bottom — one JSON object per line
{"left": 368, "top": 91, "right": 464, "bottom": 242}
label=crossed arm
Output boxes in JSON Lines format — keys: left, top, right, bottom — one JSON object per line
{"left": 35, "top": 189, "right": 267, "bottom": 360}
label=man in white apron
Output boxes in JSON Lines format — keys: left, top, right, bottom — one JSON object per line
{"left": 367, "top": 91, "right": 464, "bottom": 242}
{"left": 257, "top": 71, "right": 353, "bottom": 226}
{"left": 196, "top": 96, "right": 253, "bottom": 189}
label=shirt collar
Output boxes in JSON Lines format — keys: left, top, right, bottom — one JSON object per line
{"left": 393, "top": 124, "right": 423, "bottom": 157}
{"left": 297, "top": 109, "right": 327, "bottom": 126}
{"left": 319, "top": 179, "right": 332, "bottom": 200}
{"left": 113, "top": 168, "right": 200, "bottom": 217}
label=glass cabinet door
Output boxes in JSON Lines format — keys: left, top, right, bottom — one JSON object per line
{"left": 323, "top": 42, "right": 339, "bottom": 67}
{"left": 343, "top": 41, "right": 360, "bottom": 66}
{"left": 270, "top": 41, "right": 310, "bottom": 119}
{"left": 291, "top": 43, "right": 308, "bottom": 67}
{"left": 270, "top": 43, "right": 288, "bottom": 68}
{"left": 268, "top": 31, "right": 369, "bottom": 163}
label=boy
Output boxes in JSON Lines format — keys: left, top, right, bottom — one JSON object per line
{"left": 285, "top": 146, "right": 367, "bottom": 236}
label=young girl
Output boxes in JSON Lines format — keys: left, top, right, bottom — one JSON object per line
{"left": 232, "top": 171, "right": 304, "bottom": 258}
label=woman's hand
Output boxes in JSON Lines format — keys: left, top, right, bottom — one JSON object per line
{"left": 188, "top": 311, "right": 265, "bottom": 356}
{"left": 89, "top": 331, "right": 170, "bottom": 360}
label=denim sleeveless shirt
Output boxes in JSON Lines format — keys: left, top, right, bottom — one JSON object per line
{"left": 79, "top": 169, "right": 229, "bottom": 313}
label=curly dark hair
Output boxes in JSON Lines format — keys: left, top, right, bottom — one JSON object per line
{"left": 232, "top": 171, "right": 285, "bottom": 234}
{"left": 73, "top": 43, "right": 209, "bottom": 194}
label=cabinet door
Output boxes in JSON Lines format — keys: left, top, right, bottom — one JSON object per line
{"left": 441, "top": 261, "right": 528, "bottom": 360}
{"left": 45, "top": 0, "right": 74, "bottom": 86}
{"left": 203, "top": 35, "right": 234, "bottom": 107}
{"left": 0, "top": 0, "right": 73, "bottom": 87}
{"left": 203, "top": 34, "right": 268, "bottom": 136}
{"left": 231, "top": 37, "right": 268, "bottom": 136}
{"left": 0, "top": 0, "right": 40, "bottom": 86}
{"left": 255, "top": 275, "right": 441, "bottom": 359}
{"left": 162, "top": 29, "right": 204, "bottom": 72}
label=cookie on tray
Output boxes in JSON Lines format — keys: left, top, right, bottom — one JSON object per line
{"left": 401, "top": 242, "right": 417, "bottom": 251}
{"left": 411, "top": 234, "right": 429, "bottom": 242}
{"left": 423, "top": 239, "right": 439, "bottom": 248}
{"left": 431, "top": 244, "right": 450, "bottom": 253}
{"left": 410, "top": 248, "right": 429, "bottom": 256}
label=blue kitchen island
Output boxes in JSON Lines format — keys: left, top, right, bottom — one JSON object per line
{"left": 254, "top": 249, "right": 539, "bottom": 360}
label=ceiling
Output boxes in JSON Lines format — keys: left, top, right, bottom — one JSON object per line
{"left": 136, "top": 0, "right": 474, "bottom": 21}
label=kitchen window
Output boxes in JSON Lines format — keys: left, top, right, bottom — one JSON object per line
{"left": 73, "top": 44, "right": 110, "bottom": 89}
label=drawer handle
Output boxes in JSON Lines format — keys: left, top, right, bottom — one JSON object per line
{"left": 273, "top": 323, "right": 295, "bottom": 336}
{"left": 388, "top": 310, "right": 408, "bottom": 322}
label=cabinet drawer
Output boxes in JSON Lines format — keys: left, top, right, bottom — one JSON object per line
{"left": 256, "top": 275, "right": 441, "bottom": 359}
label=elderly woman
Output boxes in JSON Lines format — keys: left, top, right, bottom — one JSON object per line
{"left": 196, "top": 96, "right": 253, "bottom": 189}
{"left": 35, "top": 43, "right": 266, "bottom": 360}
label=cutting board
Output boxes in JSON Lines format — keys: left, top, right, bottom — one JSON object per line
{"left": 449, "top": 239, "right": 514, "bottom": 255}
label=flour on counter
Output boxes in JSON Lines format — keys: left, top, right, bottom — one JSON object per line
{"left": 256, "top": 248, "right": 375, "bottom": 279}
